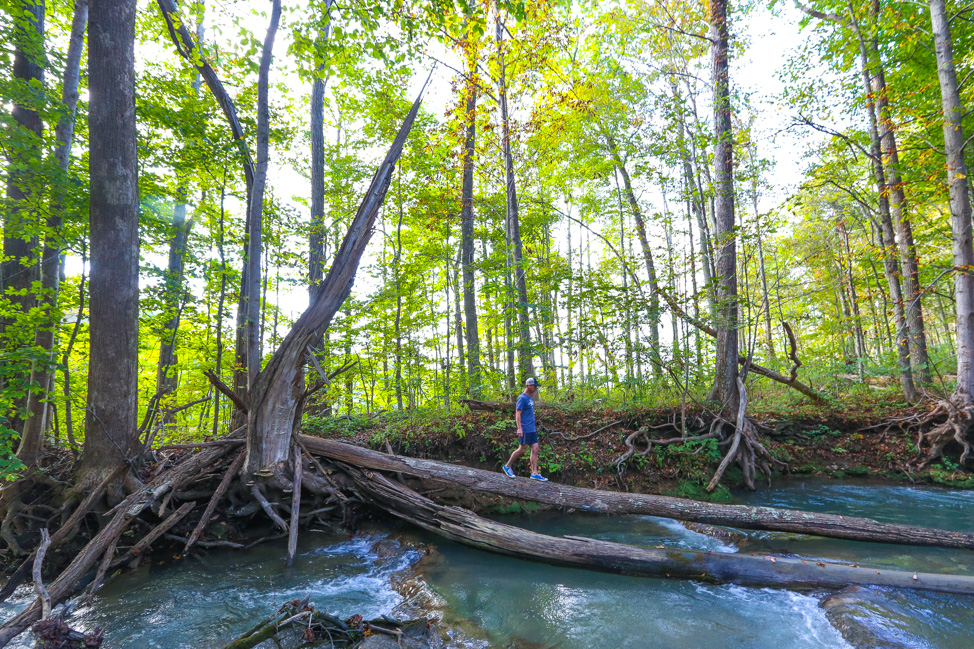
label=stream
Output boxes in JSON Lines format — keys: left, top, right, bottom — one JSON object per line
{"left": 2, "top": 479, "right": 972, "bottom": 648}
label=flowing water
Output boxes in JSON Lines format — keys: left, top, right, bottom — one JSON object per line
{"left": 2, "top": 479, "right": 973, "bottom": 648}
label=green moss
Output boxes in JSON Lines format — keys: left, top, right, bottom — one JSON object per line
{"left": 664, "top": 480, "right": 733, "bottom": 503}
{"left": 493, "top": 500, "right": 541, "bottom": 514}
{"left": 795, "top": 462, "right": 824, "bottom": 474}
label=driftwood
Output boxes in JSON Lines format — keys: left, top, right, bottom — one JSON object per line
{"left": 345, "top": 465, "right": 974, "bottom": 594}
{"left": 0, "top": 465, "right": 127, "bottom": 604}
{"left": 184, "top": 450, "right": 245, "bottom": 553}
{"left": 221, "top": 599, "right": 438, "bottom": 649}
{"left": 0, "top": 436, "right": 240, "bottom": 646}
{"left": 300, "top": 436, "right": 974, "bottom": 551}
{"left": 286, "top": 446, "right": 302, "bottom": 568}
{"left": 32, "top": 529, "right": 52, "bottom": 620}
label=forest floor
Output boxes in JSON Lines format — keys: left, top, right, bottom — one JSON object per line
{"left": 303, "top": 389, "right": 974, "bottom": 513}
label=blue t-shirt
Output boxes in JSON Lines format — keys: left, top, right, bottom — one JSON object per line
{"left": 516, "top": 393, "right": 536, "bottom": 433}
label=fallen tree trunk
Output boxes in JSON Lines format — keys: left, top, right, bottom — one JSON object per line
{"left": 300, "top": 436, "right": 974, "bottom": 551}
{"left": 346, "top": 465, "right": 974, "bottom": 595}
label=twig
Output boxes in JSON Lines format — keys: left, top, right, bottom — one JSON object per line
{"left": 205, "top": 370, "right": 249, "bottom": 413}
{"left": 251, "top": 484, "right": 288, "bottom": 532}
{"left": 184, "top": 451, "right": 246, "bottom": 554}
{"left": 165, "top": 533, "right": 245, "bottom": 549}
{"left": 161, "top": 439, "right": 246, "bottom": 449}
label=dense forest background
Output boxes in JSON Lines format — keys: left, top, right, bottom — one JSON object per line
{"left": 3, "top": 0, "right": 974, "bottom": 477}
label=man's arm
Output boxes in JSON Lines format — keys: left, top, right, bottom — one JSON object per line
{"left": 515, "top": 407, "right": 523, "bottom": 437}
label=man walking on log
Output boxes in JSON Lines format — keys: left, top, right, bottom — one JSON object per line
{"left": 502, "top": 378, "right": 548, "bottom": 481}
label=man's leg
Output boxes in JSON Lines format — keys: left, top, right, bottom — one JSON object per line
{"left": 529, "top": 442, "right": 540, "bottom": 475}
{"left": 506, "top": 444, "right": 527, "bottom": 468}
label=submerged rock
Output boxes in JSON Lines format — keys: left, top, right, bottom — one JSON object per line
{"left": 821, "top": 585, "right": 974, "bottom": 649}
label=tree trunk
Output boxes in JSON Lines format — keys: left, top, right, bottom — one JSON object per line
{"left": 868, "top": 1, "right": 931, "bottom": 385}
{"left": 1, "top": 0, "right": 45, "bottom": 431}
{"left": 242, "top": 83, "right": 429, "bottom": 479}
{"left": 460, "top": 38, "right": 481, "bottom": 396}
{"left": 930, "top": 0, "right": 974, "bottom": 400}
{"left": 156, "top": 0, "right": 256, "bottom": 397}
{"left": 155, "top": 201, "right": 193, "bottom": 428}
{"left": 837, "top": 219, "right": 867, "bottom": 374}
{"left": 607, "top": 142, "right": 661, "bottom": 373}
{"left": 671, "top": 78, "right": 717, "bottom": 319}
{"left": 237, "top": 0, "right": 280, "bottom": 392}
{"left": 747, "top": 147, "right": 775, "bottom": 361}
{"left": 850, "top": 12, "right": 918, "bottom": 401}
{"left": 308, "top": 0, "right": 334, "bottom": 302}
{"left": 710, "top": 0, "right": 738, "bottom": 409}
{"left": 154, "top": 7, "right": 204, "bottom": 432}
{"left": 17, "top": 0, "right": 87, "bottom": 469}
{"left": 496, "top": 10, "right": 534, "bottom": 381}
{"left": 77, "top": 0, "right": 141, "bottom": 494}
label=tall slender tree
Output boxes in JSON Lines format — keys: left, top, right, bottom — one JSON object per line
{"left": 460, "top": 21, "right": 482, "bottom": 397}
{"left": 235, "top": 0, "right": 282, "bottom": 392}
{"left": 710, "top": 0, "right": 738, "bottom": 409}
{"left": 1, "top": 0, "right": 45, "bottom": 430}
{"left": 17, "top": 0, "right": 89, "bottom": 468}
{"left": 496, "top": 6, "right": 534, "bottom": 381}
{"left": 309, "top": 0, "right": 335, "bottom": 302}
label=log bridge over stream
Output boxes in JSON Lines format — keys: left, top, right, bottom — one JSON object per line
{"left": 5, "top": 436, "right": 974, "bottom": 647}
{"left": 299, "top": 437, "right": 974, "bottom": 594}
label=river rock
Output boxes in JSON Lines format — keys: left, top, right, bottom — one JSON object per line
{"left": 821, "top": 586, "right": 926, "bottom": 649}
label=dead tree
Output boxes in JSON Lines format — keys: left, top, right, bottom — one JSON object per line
{"left": 238, "top": 79, "right": 430, "bottom": 483}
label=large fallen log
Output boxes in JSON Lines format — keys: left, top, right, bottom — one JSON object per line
{"left": 300, "top": 436, "right": 974, "bottom": 551}
{"left": 345, "top": 466, "right": 974, "bottom": 594}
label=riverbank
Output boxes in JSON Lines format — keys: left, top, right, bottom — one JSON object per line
{"left": 303, "top": 392, "right": 973, "bottom": 511}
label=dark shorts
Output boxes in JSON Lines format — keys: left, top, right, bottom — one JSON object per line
{"left": 519, "top": 431, "right": 539, "bottom": 446}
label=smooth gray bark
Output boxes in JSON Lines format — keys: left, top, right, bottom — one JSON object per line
{"left": 850, "top": 11, "right": 918, "bottom": 401}
{"left": 929, "top": 0, "right": 974, "bottom": 399}
{"left": 460, "top": 40, "right": 481, "bottom": 396}
{"left": 308, "top": 0, "right": 334, "bottom": 302}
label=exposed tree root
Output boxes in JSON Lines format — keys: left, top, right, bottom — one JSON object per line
{"left": 0, "top": 426, "right": 355, "bottom": 647}
{"left": 910, "top": 393, "right": 974, "bottom": 470}
{"left": 707, "top": 378, "right": 786, "bottom": 491}
{"left": 609, "top": 380, "right": 784, "bottom": 490}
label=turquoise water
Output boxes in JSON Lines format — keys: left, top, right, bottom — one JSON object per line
{"left": 3, "top": 479, "right": 974, "bottom": 648}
